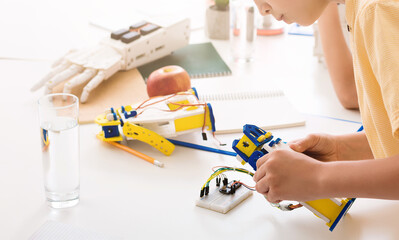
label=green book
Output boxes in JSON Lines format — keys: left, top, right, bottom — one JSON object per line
{"left": 138, "top": 42, "right": 231, "bottom": 80}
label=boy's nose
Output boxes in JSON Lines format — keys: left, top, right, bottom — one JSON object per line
{"left": 259, "top": 3, "right": 272, "bottom": 16}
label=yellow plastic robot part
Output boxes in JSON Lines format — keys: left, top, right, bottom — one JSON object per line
{"left": 96, "top": 131, "right": 123, "bottom": 142}
{"left": 174, "top": 104, "right": 213, "bottom": 133}
{"left": 236, "top": 135, "right": 258, "bottom": 158}
{"left": 95, "top": 113, "right": 110, "bottom": 125}
{"left": 167, "top": 100, "right": 190, "bottom": 110}
{"left": 167, "top": 100, "right": 198, "bottom": 111}
{"left": 303, "top": 198, "right": 352, "bottom": 228}
{"left": 257, "top": 132, "right": 272, "bottom": 142}
{"left": 122, "top": 122, "right": 175, "bottom": 156}
{"left": 124, "top": 105, "right": 133, "bottom": 112}
{"left": 94, "top": 113, "right": 122, "bottom": 126}
{"left": 185, "top": 106, "right": 199, "bottom": 111}
{"left": 257, "top": 135, "right": 266, "bottom": 142}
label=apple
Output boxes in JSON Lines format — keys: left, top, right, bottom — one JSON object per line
{"left": 146, "top": 65, "right": 191, "bottom": 97}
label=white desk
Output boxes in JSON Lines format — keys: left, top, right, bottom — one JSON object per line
{"left": 1, "top": 1, "right": 399, "bottom": 239}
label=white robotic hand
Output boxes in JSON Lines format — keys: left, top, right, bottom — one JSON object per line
{"left": 32, "top": 18, "right": 190, "bottom": 103}
{"left": 31, "top": 46, "right": 122, "bottom": 102}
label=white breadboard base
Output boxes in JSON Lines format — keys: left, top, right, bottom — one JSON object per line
{"left": 196, "top": 186, "right": 253, "bottom": 214}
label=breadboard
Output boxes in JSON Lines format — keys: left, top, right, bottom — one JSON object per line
{"left": 196, "top": 186, "right": 253, "bottom": 214}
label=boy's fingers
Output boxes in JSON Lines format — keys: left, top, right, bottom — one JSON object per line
{"left": 288, "top": 139, "right": 301, "bottom": 144}
{"left": 255, "top": 178, "right": 269, "bottom": 195}
{"left": 256, "top": 154, "right": 270, "bottom": 170}
{"left": 288, "top": 142, "right": 302, "bottom": 152}
{"left": 267, "top": 191, "right": 280, "bottom": 203}
{"left": 253, "top": 164, "right": 266, "bottom": 182}
{"left": 288, "top": 141, "right": 308, "bottom": 152}
{"left": 289, "top": 135, "right": 319, "bottom": 152}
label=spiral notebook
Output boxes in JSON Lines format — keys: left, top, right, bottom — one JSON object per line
{"left": 137, "top": 42, "right": 232, "bottom": 80}
{"left": 198, "top": 89, "right": 305, "bottom": 134}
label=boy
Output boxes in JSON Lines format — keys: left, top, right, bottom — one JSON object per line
{"left": 252, "top": 0, "right": 399, "bottom": 203}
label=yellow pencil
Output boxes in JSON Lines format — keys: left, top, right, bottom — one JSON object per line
{"left": 97, "top": 136, "right": 164, "bottom": 168}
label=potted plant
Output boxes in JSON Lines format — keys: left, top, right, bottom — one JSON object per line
{"left": 205, "top": 0, "right": 230, "bottom": 40}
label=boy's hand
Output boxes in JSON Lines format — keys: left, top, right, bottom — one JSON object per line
{"left": 253, "top": 149, "right": 325, "bottom": 203}
{"left": 288, "top": 133, "right": 339, "bottom": 161}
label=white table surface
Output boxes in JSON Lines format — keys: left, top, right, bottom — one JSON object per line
{"left": 2, "top": 1, "right": 399, "bottom": 239}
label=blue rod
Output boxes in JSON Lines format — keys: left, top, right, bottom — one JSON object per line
{"left": 305, "top": 113, "right": 362, "bottom": 124}
{"left": 167, "top": 139, "right": 237, "bottom": 157}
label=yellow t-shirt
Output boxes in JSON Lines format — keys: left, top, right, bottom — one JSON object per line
{"left": 346, "top": 0, "right": 399, "bottom": 158}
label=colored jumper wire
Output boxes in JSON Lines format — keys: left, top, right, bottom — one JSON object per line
{"left": 200, "top": 167, "right": 255, "bottom": 197}
{"left": 132, "top": 91, "right": 223, "bottom": 144}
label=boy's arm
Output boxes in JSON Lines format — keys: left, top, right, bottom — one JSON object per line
{"left": 318, "top": 3, "right": 358, "bottom": 109}
{"left": 321, "top": 154, "right": 399, "bottom": 199}
{"left": 336, "top": 132, "right": 374, "bottom": 160}
{"left": 320, "top": 2, "right": 399, "bottom": 201}
{"left": 254, "top": 145, "right": 397, "bottom": 202}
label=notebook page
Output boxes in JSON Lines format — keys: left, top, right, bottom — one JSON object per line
{"left": 198, "top": 90, "right": 305, "bottom": 133}
{"left": 199, "top": 89, "right": 284, "bottom": 101}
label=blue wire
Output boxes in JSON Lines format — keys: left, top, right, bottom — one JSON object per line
{"left": 167, "top": 139, "right": 237, "bottom": 157}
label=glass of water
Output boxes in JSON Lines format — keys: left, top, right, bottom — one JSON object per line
{"left": 230, "top": 0, "right": 257, "bottom": 62}
{"left": 38, "top": 93, "right": 80, "bottom": 208}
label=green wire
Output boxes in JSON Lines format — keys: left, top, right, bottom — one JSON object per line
{"left": 201, "top": 167, "right": 254, "bottom": 190}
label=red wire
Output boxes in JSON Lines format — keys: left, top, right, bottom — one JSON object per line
{"left": 232, "top": 180, "right": 256, "bottom": 190}
{"left": 131, "top": 94, "right": 209, "bottom": 130}
{"left": 135, "top": 92, "right": 194, "bottom": 110}
{"left": 127, "top": 92, "right": 218, "bottom": 148}
{"left": 289, "top": 204, "right": 303, "bottom": 210}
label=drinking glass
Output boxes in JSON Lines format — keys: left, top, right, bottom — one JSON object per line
{"left": 38, "top": 93, "right": 80, "bottom": 208}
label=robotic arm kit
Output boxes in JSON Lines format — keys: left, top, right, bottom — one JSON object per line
{"left": 232, "top": 124, "right": 355, "bottom": 231}
{"left": 95, "top": 88, "right": 216, "bottom": 156}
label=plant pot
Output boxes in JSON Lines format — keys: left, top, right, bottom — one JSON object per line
{"left": 205, "top": 5, "right": 230, "bottom": 40}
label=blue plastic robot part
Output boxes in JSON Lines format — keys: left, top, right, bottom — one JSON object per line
{"left": 124, "top": 111, "right": 137, "bottom": 118}
{"left": 103, "top": 125, "right": 121, "bottom": 138}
